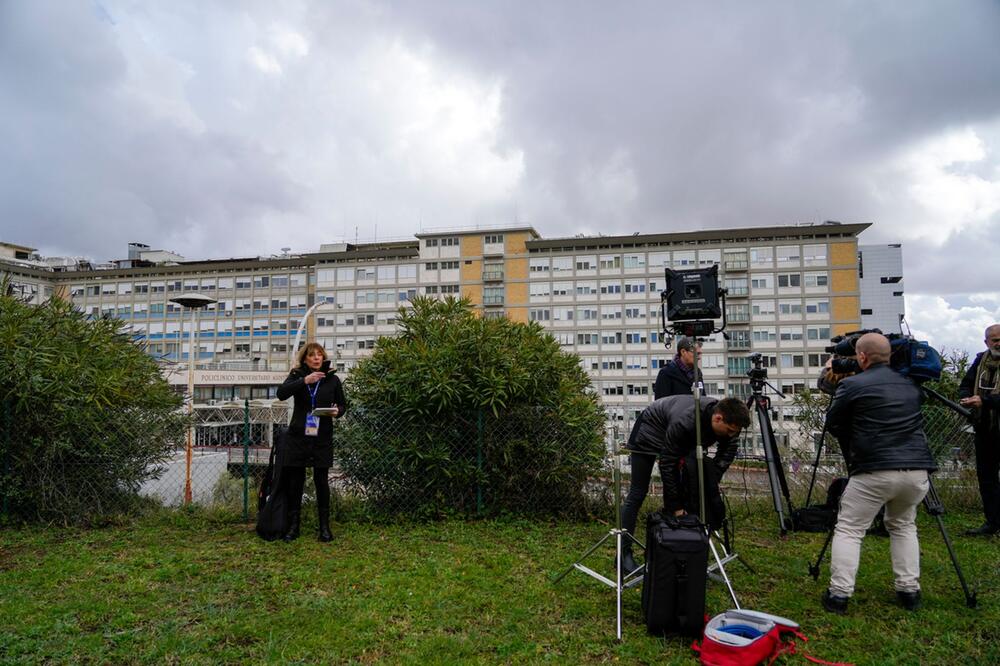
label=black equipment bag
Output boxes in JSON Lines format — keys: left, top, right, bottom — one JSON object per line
{"left": 641, "top": 512, "right": 709, "bottom": 637}
{"left": 791, "top": 505, "right": 835, "bottom": 532}
{"left": 255, "top": 428, "right": 289, "bottom": 541}
{"left": 792, "top": 477, "right": 848, "bottom": 532}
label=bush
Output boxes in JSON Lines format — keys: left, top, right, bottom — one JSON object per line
{"left": 0, "top": 292, "right": 188, "bottom": 524}
{"left": 340, "top": 297, "right": 606, "bottom": 519}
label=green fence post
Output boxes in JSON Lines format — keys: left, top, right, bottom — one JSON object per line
{"left": 1, "top": 400, "right": 9, "bottom": 521}
{"left": 476, "top": 408, "right": 484, "bottom": 516}
{"left": 243, "top": 399, "right": 250, "bottom": 521}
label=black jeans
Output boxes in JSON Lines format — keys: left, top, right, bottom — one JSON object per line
{"left": 620, "top": 451, "right": 671, "bottom": 542}
{"left": 282, "top": 466, "right": 331, "bottom": 515}
{"left": 620, "top": 414, "right": 670, "bottom": 541}
{"left": 974, "top": 429, "right": 1000, "bottom": 527}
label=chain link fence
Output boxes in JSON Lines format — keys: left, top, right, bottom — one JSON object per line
{"left": 608, "top": 392, "right": 981, "bottom": 522}
{"left": 0, "top": 393, "right": 983, "bottom": 526}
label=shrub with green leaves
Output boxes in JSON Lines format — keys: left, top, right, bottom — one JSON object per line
{"left": 340, "top": 296, "right": 606, "bottom": 518}
{"left": 0, "top": 292, "right": 188, "bottom": 524}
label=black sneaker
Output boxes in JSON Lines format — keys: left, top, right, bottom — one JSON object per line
{"left": 896, "top": 590, "right": 921, "bottom": 611}
{"left": 821, "top": 589, "right": 849, "bottom": 615}
{"left": 964, "top": 523, "right": 1000, "bottom": 536}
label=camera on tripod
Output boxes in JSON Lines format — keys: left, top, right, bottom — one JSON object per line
{"left": 823, "top": 329, "right": 874, "bottom": 375}
{"left": 823, "top": 328, "right": 943, "bottom": 384}
{"left": 746, "top": 352, "right": 769, "bottom": 384}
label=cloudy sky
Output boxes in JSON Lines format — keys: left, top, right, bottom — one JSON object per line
{"left": 2, "top": 1, "right": 999, "bottom": 355}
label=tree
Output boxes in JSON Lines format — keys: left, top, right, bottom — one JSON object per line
{"left": 921, "top": 348, "right": 975, "bottom": 465}
{"left": 0, "top": 292, "right": 188, "bottom": 523}
{"left": 339, "top": 296, "right": 606, "bottom": 518}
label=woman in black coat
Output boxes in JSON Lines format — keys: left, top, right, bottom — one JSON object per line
{"left": 276, "top": 342, "right": 347, "bottom": 542}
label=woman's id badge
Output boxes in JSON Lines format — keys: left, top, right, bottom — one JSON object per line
{"left": 305, "top": 413, "right": 320, "bottom": 436}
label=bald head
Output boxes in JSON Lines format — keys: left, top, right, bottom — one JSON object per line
{"left": 986, "top": 324, "right": 1000, "bottom": 341}
{"left": 856, "top": 332, "right": 891, "bottom": 368}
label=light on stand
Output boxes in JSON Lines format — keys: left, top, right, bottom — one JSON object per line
{"left": 169, "top": 293, "right": 217, "bottom": 505}
{"left": 659, "top": 265, "right": 743, "bottom": 607}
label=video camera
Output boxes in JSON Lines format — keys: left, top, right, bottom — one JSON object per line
{"left": 747, "top": 352, "right": 769, "bottom": 383}
{"left": 824, "top": 329, "right": 942, "bottom": 383}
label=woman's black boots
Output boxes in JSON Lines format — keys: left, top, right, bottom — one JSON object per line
{"left": 318, "top": 505, "right": 333, "bottom": 542}
{"left": 282, "top": 510, "right": 301, "bottom": 542}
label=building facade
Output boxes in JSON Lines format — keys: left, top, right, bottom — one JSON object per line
{"left": 2, "top": 221, "right": 871, "bottom": 426}
{"left": 858, "top": 243, "right": 905, "bottom": 334}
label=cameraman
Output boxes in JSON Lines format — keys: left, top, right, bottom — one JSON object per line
{"left": 618, "top": 395, "right": 750, "bottom": 572}
{"left": 959, "top": 323, "right": 1000, "bottom": 536}
{"left": 822, "top": 333, "right": 936, "bottom": 613}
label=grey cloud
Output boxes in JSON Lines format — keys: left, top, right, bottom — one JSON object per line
{"left": 1, "top": 0, "right": 999, "bottom": 322}
{"left": 0, "top": 1, "right": 304, "bottom": 260}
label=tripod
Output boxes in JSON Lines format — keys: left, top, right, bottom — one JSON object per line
{"left": 807, "top": 387, "right": 978, "bottom": 608}
{"left": 552, "top": 438, "right": 646, "bottom": 641}
{"left": 808, "top": 474, "right": 977, "bottom": 608}
{"left": 746, "top": 355, "right": 796, "bottom": 535}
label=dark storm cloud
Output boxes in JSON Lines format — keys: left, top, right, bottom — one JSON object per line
{"left": 0, "top": 1, "right": 302, "bottom": 259}
{"left": 0, "top": 1, "right": 998, "bottom": 351}
{"left": 382, "top": 0, "right": 1000, "bottom": 232}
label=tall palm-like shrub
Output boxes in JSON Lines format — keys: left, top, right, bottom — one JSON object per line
{"left": 341, "top": 297, "right": 606, "bottom": 518}
{"left": 0, "top": 293, "right": 187, "bottom": 523}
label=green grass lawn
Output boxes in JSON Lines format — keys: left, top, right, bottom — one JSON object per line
{"left": 2, "top": 505, "right": 999, "bottom": 664}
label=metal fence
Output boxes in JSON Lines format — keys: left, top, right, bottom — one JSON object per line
{"left": 0, "top": 394, "right": 983, "bottom": 526}
{"left": 608, "top": 393, "right": 981, "bottom": 522}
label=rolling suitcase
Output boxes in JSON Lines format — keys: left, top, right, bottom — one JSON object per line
{"left": 641, "top": 512, "right": 709, "bottom": 637}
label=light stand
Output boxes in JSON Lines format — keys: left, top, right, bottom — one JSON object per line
{"left": 169, "top": 293, "right": 217, "bottom": 504}
{"left": 551, "top": 438, "right": 646, "bottom": 641}
{"left": 659, "top": 264, "right": 742, "bottom": 607}
{"left": 686, "top": 338, "right": 743, "bottom": 608}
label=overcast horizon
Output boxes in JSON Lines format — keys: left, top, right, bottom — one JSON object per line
{"left": 2, "top": 1, "right": 999, "bottom": 356}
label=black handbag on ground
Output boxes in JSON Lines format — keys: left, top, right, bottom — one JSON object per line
{"left": 641, "top": 512, "right": 709, "bottom": 637}
{"left": 791, "top": 477, "right": 848, "bottom": 532}
{"left": 255, "top": 430, "right": 288, "bottom": 541}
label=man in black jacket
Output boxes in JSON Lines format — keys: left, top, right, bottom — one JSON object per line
{"left": 959, "top": 323, "right": 1000, "bottom": 536}
{"left": 618, "top": 395, "right": 750, "bottom": 572}
{"left": 653, "top": 337, "right": 704, "bottom": 399}
{"left": 822, "top": 333, "right": 936, "bottom": 614}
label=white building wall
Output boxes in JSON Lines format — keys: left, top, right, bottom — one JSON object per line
{"left": 858, "top": 244, "right": 905, "bottom": 334}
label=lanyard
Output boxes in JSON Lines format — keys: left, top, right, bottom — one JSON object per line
{"left": 308, "top": 379, "right": 322, "bottom": 411}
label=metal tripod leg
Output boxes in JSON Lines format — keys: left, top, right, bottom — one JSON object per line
{"left": 707, "top": 533, "right": 740, "bottom": 609}
{"left": 551, "top": 527, "right": 645, "bottom": 641}
{"left": 929, "top": 512, "right": 978, "bottom": 608}
{"left": 707, "top": 529, "right": 754, "bottom": 580}
{"left": 924, "top": 477, "right": 978, "bottom": 608}
{"left": 809, "top": 525, "right": 835, "bottom": 581}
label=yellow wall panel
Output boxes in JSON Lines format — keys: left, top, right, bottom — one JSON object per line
{"left": 463, "top": 284, "right": 483, "bottom": 305}
{"left": 506, "top": 282, "right": 528, "bottom": 306}
{"left": 832, "top": 295, "right": 860, "bottom": 321}
{"left": 831, "top": 268, "right": 858, "bottom": 293}
{"left": 507, "top": 307, "right": 528, "bottom": 323}
{"left": 505, "top": 232, "right": 530, "bottom": 255}
{"left": 833, "top": 323, "right": 860, "bottom": 337}
{"left": 461, "top": 259, "right": 481, "bottom": 282}
{"left": 461, "top": 235, "right": 481, "bottom": 257}
{"left": 506, "top": 257, "right": 528, "bottom": 280}
{"left": 830, "top": 242, "right": 858, "bottom": 266}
